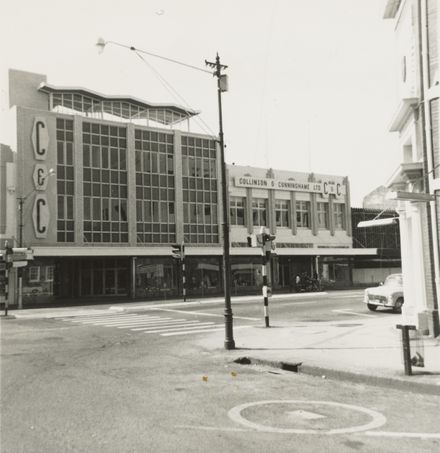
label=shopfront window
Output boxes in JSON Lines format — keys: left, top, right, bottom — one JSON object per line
{"left": 22, "top": 259, "right": 57, "bottom": 304}
{"left": 135, "top": 257, "right": 177, "bottom": 299}
{"left": 185, "top": 257, "right": 221, "bottom": 296}
{"left": 230, "top": 257, "right": 265, "bottom": 295}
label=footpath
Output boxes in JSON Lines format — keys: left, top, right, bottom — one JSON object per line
{"left": 4, "top": 293, "right": 440, "bottom": 394}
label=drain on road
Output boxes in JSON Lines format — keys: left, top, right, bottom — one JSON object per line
{"left": 234, "top": 357, "right": 302, "bottom": 373}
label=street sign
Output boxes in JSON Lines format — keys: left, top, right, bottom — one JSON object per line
{"left": 12, "top": 261, "right": 28, "bottom": 268}
{"left": 11, "top": 248, "right": 34, "bottom": 261}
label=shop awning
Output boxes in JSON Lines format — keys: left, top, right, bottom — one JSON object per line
{"left": 32, "top": 246, "right": 377, "bottom": 258}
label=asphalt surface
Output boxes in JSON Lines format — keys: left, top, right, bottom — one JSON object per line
{"left": 1, "top": 290, "right": 439, "bottom": 452}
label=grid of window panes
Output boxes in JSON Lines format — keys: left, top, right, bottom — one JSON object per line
{"left": 56, "top": 118, "right": 75, "bottom": 242}
{"left": 430, "top": 99, "right": 439, "bottom": 178}
{"left": 181, "top": 135, "right": 219, "bottom": 244}
{"left": 296, "top": 201, "right": 310, "bottom": 228}
{"left": 252, "top": 199, "right": 267, "bottom": 226}
{"left": 333, "top": 203, "right": 345, "bottom": 229}
{"left": 82, "top": 122, "right": 128, "bottom": 243}
{"left": 317, "top": 202, "right": 329, "bottom": 229}
{"left": 230, "top": 197, "right": 246, "bottom": 226}
{"left": 135, "top": 129, "right": 176, "bottom": 243}
{"left": 275, "top": 200, "right": 289, "bottom": 227}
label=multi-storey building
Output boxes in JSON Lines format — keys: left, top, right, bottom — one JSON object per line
{"left": 1, "top": 69, "right": 375, "bottom": 307}
{"left": 384, "top": 0, "right": 439, "bottom": 336}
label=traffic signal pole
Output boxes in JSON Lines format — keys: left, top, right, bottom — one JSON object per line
{"left": 262, "top": 252, "right": 270, "bottom": 328}
{"left": 3, "top": 243, "right": 12, "bottom": 317}
{"left": 181, "top": 246, "right": 186, "bottom": 302}
{"left": 171, "top": 243, "right": 186, "bottom": 302}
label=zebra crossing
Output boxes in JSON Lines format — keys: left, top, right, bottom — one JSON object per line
{"left": 57, "top": 311, "right": 232, "bottom": 337}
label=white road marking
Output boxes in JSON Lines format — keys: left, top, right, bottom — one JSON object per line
{"left": 175, "top": 425, "right": 248, "bottom": 432}
{"left": 143, "top": 323, "right": 218, "bottom": 334}
{"left": 228, "top": 400, "right": 387, "bottom": 435}
{"left": 161, "top": 327, "right": 226, "bottom": 336}
{"left": 131, "top": 320, "right": 202, "bottom": 331}
{"left": 364, "top": 431, "right": 440, "bottom": 439}
{"left": 286, "top": 410, "right": 325, "bottom": 420}
{"left": 82, "top": 317, "right": 166, "bottom": 326}
{"left": 70, "top": 315, "right": 163, "bottom": 325}
{"left": 333, "top": 309, "right": 374, "bottom": 318}
{"left": 155, "top": 307, "right": 259, "bottom": 321}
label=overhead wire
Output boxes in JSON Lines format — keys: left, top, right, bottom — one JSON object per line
{"left": 132, "top": 51, "right": 217, "bottom": 138}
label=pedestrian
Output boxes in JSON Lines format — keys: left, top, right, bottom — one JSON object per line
{"left": 295, "top": 274, "right": 301, "bottom": 292}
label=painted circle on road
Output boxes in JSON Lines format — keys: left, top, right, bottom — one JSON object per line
{"left": 228, "top": 400, "right": 387, "bottom": 435}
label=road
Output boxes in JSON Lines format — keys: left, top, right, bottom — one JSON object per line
{"left": 1, "top": 290, "right": 439, "bottom": 453}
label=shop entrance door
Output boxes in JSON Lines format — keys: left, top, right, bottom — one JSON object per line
{"left": 80, "top": 259, "right": 129, "bottom": 297}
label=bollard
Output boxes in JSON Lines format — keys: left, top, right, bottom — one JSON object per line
{"left": 396, "top": 324, "right": 416, "bottom": 376}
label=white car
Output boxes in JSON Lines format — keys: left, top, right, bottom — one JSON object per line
{"left": 363, "top": 273, "right": 404, "bottom": 313}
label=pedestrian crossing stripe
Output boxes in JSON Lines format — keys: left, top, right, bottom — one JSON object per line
{"left": 58, "top": 313, "right": 233, "bottom": 337}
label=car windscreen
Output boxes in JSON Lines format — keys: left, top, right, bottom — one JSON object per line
{"left": 384, "top": 275, "right": 403, "bottom": 286}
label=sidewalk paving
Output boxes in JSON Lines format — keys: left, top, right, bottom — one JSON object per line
{"left": 202, "top": 315, "right": 440, "bottom": 394}
{"left": 3, "top": 293, "right": 440, "bottom": 394}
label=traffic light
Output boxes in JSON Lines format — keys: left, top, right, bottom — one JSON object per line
{"left": 262, "top": 233, "right": 276, "bottom": 243}
{"left": 171, "top": 243, "right": 184, "bottom": 260}
{"left": 262, "top": 233, "right": 276, "bottom": 263}
{"left": 247, "top": 234, "right": 257, "bottom": 247}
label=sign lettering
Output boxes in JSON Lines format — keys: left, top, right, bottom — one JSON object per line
{"left": 32, "top": 194, "right": 49, "bottom": 238}
{"left": 31, "top": 117, "right": 49, "bottom": 161}
{"left": 234, "top": 177, "right": 346, "bottom": 198}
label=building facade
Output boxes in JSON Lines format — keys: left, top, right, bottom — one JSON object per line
{"left": 2, "top": 69, "right": 375, "bottom": 307}
{"left": 351, "top": 208, "right": 401, "bottom": 285}
{"left": 384, "top": 0, "right": 440, "bottom": 336}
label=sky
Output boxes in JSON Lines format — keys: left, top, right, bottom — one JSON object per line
{"left": 0, "top": 0, "right": 400, "bottom": 206}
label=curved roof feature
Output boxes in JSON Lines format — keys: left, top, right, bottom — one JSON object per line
{"left": 38, "top": 82, "right": 200, "bottom": 125}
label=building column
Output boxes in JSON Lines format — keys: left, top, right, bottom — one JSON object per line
{"left": 290, "top": 191, "right": 297, "bottom": 236}
{"left": 126, "top": 123, "right": 136, "bottom": 246}
{"left": 73, "top": 116, "right": 84, "bottom": 244}
{"left": 308, "top": 174, "right": 317, "bottom": 236}
{"left": 131, "top": 256, "right": 136, "bottom": 299}
{"left": 329, "top": 194, "right": 335, "bottom": 236}
{"left": 174, "top": 131, "right": 184, "bottom": 243}
{"left": 268, "top": 189, "right": 276, "bottom": 234}
{"left": 344, "top": 176, "right": 352, "bottom": 236}
{"left": 246, "top": 188, "right": 253, "bottom": 234}
{"left": 398, "top": 203, "right": 428, "bottom": 329}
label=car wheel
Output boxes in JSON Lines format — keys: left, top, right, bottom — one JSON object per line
{"left": 393, "top": 298, "right": 404, "bottom": 313}
{"left": 367, "top": 303, "right": 378, "bottom": 311}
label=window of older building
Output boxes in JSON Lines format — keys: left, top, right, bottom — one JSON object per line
{"left": 333, "top": 203, "right": 346, "bottom": 229}
{"left": 296, "top": 201, "right": 310, "bottom": 228}
{"left": 230, "top": 197, "right": 246, "bottom": 226}
{"left": 317, "top": 202, "right": 329, "bottom": 229}
{"left": 275, "top": 200, "right": 289, "bottom": 227}
{"left": 252, "top": 199, "right": 267, "bottom": 226}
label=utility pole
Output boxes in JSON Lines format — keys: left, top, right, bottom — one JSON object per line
{"left": 205, "top": 54, "right": 235, "bottom": 350}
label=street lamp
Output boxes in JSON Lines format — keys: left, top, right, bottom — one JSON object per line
{"left": 205, "top": 55, "right": 235, "bottom": 350}
{"left": 16, "top": 168, "right": 55, "bottom": 308}
{"left": 96, "top": 40, "right": 235, "bottom": 349}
